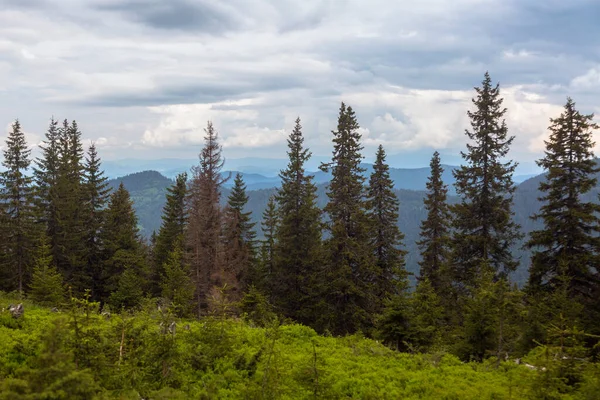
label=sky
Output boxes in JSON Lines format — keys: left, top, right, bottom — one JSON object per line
{"left": 1, "top": 0, "right": 599, "bottom": 172}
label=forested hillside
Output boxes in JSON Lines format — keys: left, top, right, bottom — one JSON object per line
{"left": 108, "top": 172, "right": 437, "bottom": 281}
{"left": 106, "top": 171, "right": 174, "bottom": 236}
{"left": 112, "top": 165, "right": 600, "bottom": 285}
{"left": 106, "top": 163, "right": 460, "bottom": 237}
{"left": 2, "top": 74, "right": 600, "bottom": 398}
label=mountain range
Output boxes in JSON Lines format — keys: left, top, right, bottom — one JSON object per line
{"left": 108, "top": 162, "right": 536, "bottom": 194}
{"left": 106, "top": 161, "right": 600, "bottom": 286}
{"left": 102, "top": 153, "right": 542, "bottom": 181}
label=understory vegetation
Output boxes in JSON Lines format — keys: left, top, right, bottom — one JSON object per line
{"left": 1, "top": 295, "right": 599, "bottom": 400}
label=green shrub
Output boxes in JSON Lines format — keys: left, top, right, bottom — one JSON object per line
{"left": 0, "top": 297, "right": 597, "bottom": 399}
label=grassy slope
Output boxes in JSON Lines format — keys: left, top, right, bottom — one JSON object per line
{"left": 0, "top": 297, "right": 567, "bottom": 400}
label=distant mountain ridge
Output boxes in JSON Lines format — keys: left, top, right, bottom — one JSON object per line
{"left": 220, "top": 163, "right": 533, "bottom": 193}
{"left": 102, "top": 154, "right": 542, "bottom": 180}
{"left": 107, "top": 162, "right": 579, "bottom": 286}
{"left": 217, "top": 164, "right": 459, "bottom": 192}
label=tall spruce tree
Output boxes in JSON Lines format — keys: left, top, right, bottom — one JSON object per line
{"left": 273, "top": 117, "right": 322, "bottom": 325}
{"left": 0, "top": 201, "right": 7, "bottom": 289}
{"left": 223, "top": 173, "right": 256, "bottom": 294}
{"left": 153, "top": 172, "right": 188, "bottom": 296}
{"left": 0, "top": 120, "right": 38, "bottom": 294}
{"left": 100, "top": 182, "right": 148, "bottom": 307}
{"left": 451, "top": 72, "right": 521, "bottom": 289}
{"left": 417, "top": 151, "right": 452, "bottom": 294}
{"left": 54, "top": 120, "right": 87, "bottom": 291}
{"left": 319, "top": 102, "right": 375, "bottom": 334}
{"left": 366, "top": 144, "right": 407, "bottom": 309}
{"left": 526, "top": 98, "right": 600, "bottom": 304}
{"left": 34, "top": 118, "right": 61, "bottom": 255}
{"left": 256, "top": 195, "right": 278, "bottom": 295}
{"left": 82, "top": 144, "right": 110, "bottom": 300}
{"left": 185, "top": 121, "right": 227, "bottom": 316}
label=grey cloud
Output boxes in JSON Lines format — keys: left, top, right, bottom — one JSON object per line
{"left": 80, "top": 90, "right": 238, "bottom": 108}
{"left": 2, "top": 0, "right": 600, "bottom": 161}
{"left": 1, "top": 0, "right": 46, "bottom": 8}
{"left": 75, "top": 74, "right": 314, "bottom": 107}
{"left": 277, "top": 7, "right": 328, "bottom": 34}
{"left": 307, "top": 0, "right": 600, "bottom": 92}
{"left": 487, "top": 1, "right": 600, "bottom": 59}
{"left": 96, "top": 0, "right": 238, "bottom": 33}
{"left": 279, "top": 15, "right": 324, "bottom": 34}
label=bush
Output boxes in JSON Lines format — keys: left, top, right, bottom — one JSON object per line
{"left": 0, "top": 297, "right": 596, "bottom": 399}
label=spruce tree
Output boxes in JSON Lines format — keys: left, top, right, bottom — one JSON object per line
{"left": 161, "top": 239, "right": 194, "bottom": 317}
{"left": 29, "top": 235, "right": 65, "bottom": 307}
{"left": 459, "top": 269, "right": 524, "bottom": 362}
{"left": 185, "top": 121, "right": 227, "bottom": 316}
{"left": 451, "top": 72, "right": 521, "bottom": 288}
{"left": 417, "top": 151, "right": 452, "bottom": 295}
{"left": 376, "top": 278, "right": 412, "bottom": 351}
{"left": 319, "top": 102, "right": 375, "bottom": 334}
{"left": 256, "top": 195, "right": 278, "bottom": 295}
{"left": 34, "top": 118, "right": 61, "bottom": 255}
{"left": 526, "top": 98, "right": 600, "bottom": 301}
{"left": 153, "top": 172, "right": 188, "bottom": 295}
{"left": 0, "top": 204, "right": 7, "bottom": 288}
{"left": 54, "top": 120, "right": 87, "bottom": 291}
{"left": 377, "top": 277, "right": 445, "bottom": 352}
{"left": 223, "top": 173, "right": 256, "bottom": 293}
{"left": 366, "top": 144, "right": 407, "bottom": 310}
{"left": 0, "top": 120, "right": 38, "bottom": 294}
{"left": 408, "top": 278, "right": 445, "bottom": 351}
{"left": 273, "top": 117, "right": 322, "bottom": 325}
{"left": 100, "top": 182, "right": 148, "bottom": 307}
{"left": 459, "top": 269, "right": 499, "bottom": 361}
{"left": 82, "top": 144, "right": 110, "bottom": 300}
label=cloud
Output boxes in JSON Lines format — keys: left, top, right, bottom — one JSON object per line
{"left": 222, "top": 126, "right": 286, "bottom": 149}
{"left": 0, "top": 0, "right": 598, "bottom": 166}
{"left": 0, "top": 121, "right": 44, "bottom": 152}
{"left": 138, "top": 80, "right": 567, "bottom": 169}
{"left": 342, "top": 87, "right": 470, "bottom": 152}
{"left": 337, "top": 83, "right": 566, "bottom": 160}
{"left": 141, "top": 99, "right": 287, "bottom": 150}
{"left": 96, "top": 0, "right": 240, "bottom": 33}
{"left": 571, "top": 67, "right": 600, "bottom": 91}
{"left": 502, "top": 49, "right": 536, "bottom": 60}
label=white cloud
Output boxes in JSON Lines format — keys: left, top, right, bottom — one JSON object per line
{"left": 0, "top": 121, "right": 43, "bottom": 152}
{"left": 502, "top": 49, "right": 534, "bottom": 59}
{"left": 222, "top": 126, "right": 286, "bottom": 148}
{"left": 337, "top": 83, "right": 565, "bottom": 159}
{"left": 501, "top": 86, "right": 563, "bottom": 154}
{"left": 341, "top": 86, "right": 471, "bottom": 151}
{"left": 20, "top": 48, "right": 35, "bottom": 60}
{"left": 136, "top": 81, "right": 564, "bottom": 166}
{"left": 141, "top": 99, "right": 286, "bottom": 150}
{"left": 571, "top": 66, "right": 600, "bottom": 90}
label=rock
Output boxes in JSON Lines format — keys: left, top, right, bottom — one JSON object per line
{"left": 168, "top": 321, "right": 176, "bottom": 335}
{"left": 9, "top": 303, "right": 24, "bottom": 319}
